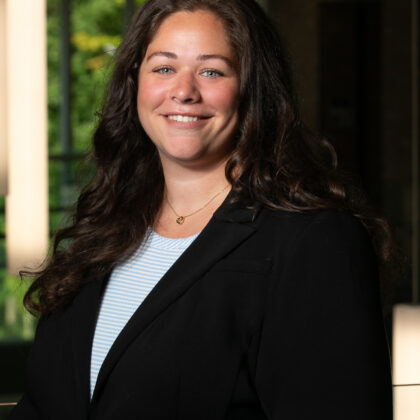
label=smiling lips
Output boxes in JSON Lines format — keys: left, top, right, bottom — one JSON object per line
{"left": 166, "top": 114, "right": 211, "bottom": 123}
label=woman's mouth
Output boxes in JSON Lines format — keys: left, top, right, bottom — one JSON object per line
{"left": 166, "top": 114, "right": 211, "bottom": 123}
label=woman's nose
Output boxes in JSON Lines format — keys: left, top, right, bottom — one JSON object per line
{"left": 170, "top": 71, "right": 201, "bottom": 104}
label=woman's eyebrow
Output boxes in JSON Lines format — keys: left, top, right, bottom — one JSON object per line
{"left": 146, "top": 51, "right": 234, "bottom": 67}
{"left": 197, "top": 54, "right": 234, "bottom": 68}
{"left": 146, "top": 51, "right": 177, "bottom": 61}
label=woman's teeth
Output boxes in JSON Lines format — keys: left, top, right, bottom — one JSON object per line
{"left": 168, "top": 115, "right": 200, "bottom": 122}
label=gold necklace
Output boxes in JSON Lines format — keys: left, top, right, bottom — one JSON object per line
{"left": 166, "top": 185, "right": 229, "bottom": 225}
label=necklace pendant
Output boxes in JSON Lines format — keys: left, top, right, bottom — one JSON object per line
{"left": 176, "top": 216, "right": 185, "bottom": 225}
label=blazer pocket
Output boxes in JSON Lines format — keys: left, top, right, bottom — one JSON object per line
{"left": 210, "top": 258, "right": 272, "bottom": 274}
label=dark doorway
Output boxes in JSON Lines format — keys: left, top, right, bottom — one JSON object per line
{"left": 320, "top": 1, "right": 382, "bottom": 207}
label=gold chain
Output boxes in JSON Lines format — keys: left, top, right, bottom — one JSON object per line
{"left": 166, "top": 185, "right": 229, "bottom": 225}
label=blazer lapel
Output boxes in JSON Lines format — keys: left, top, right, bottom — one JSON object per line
{"left": 91, "top": 202, "right": 258, "bottom": 402}
{"left": 70, "top": 272, "right": 107, "bottom": 413}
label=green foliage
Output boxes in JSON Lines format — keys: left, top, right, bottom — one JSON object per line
{"left": 47, "top": 0, "right": 61, "bottom": 154}
{"left": 0, "top": 271, "right": 34, "bottom": 341}
{"left": 48, "top": 0, "right": 147, "bottom": 212}
{"left": 70, "top": 0, "right": 122, "bottom": 153}
{"left": 48, "top": 0, "right": 147, "bottom": 155}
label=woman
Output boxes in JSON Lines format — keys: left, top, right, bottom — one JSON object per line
{"left": 10, "top": 0, "right": 393, "bottom": 419}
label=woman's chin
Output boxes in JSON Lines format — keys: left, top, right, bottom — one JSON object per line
{"left": 159, "top": 147, "right": 212, "bottom": 166}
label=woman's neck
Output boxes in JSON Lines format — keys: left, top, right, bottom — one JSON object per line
{"left": 153, "top": 157, "right": 231, "bottom": 238}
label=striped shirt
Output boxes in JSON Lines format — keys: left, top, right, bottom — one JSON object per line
{"left": 90, "top": 229, "right": 199, "bottom": 398}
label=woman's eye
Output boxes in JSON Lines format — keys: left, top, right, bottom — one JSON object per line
{"left": 153, "top": 67, "right": 173, "bottom": 74}
{"left": 202, "top": 69, "right": 222, "bottom": 78}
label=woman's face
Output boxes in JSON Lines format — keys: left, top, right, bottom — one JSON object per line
{"left": 137, "top": 10, "right": 239, "bottom": 169}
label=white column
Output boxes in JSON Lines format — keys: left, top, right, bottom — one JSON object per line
{"left": 393, "top": 304, "right": 420, "bottom": 420}
{"left": 0, "top": 0, "right": 7, "bottom": 196}
{"left": 5, "top": 0, "right": 48, "bottom": 275}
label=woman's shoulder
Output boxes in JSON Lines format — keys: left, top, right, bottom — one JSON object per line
{"left": 257, "top": 208, "right": 380, "bottom": 299}
{"left": 262, "top": 205, "right": 362, "bottom": 228}
{"left": 260, "top": 207, "right": 374, "bottom": 256}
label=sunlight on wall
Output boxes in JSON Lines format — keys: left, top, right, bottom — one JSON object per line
{"left": 4, "top": 0, "right": 48, "bottom": 276}
{"left": 0, "top": 0, "right": 7, "bottom": 196}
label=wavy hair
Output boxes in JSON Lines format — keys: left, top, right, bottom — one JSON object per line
{"left": 24, "top": 0, "right": 396, "bottom": 316}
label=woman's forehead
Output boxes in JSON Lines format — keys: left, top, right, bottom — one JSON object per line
{"left": 144, "top": 10, "right": 237, "bottom": 64}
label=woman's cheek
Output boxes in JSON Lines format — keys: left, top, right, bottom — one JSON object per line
{"left": 138, "top": 76, "right": 168, "bottom": 109}
{"left": 205, "top": 83, "right": 239, "bottom": 114}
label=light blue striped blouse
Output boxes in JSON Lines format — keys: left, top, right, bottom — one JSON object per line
{"left": 90, "top": 229, "right": 199, "bottom": 398}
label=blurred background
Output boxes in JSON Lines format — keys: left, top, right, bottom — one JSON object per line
{"left": 0, "top": 0, "right": 419, "bottom": 416}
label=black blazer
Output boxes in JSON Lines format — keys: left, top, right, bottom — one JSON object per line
{"left": 9, "top": 203, "right": 392, "bottom": 420}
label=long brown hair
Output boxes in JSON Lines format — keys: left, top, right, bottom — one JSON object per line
{"left": 24, "top": 0, "right": 396, "bottom": 316}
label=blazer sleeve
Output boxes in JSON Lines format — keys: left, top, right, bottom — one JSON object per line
{"left": 7, "top": 395, "right": 40, "bottom": 420}
{"left": 7, "top": 318, "right": 45, "bottom": 420}
{"left": 254, "top": 211, "right": 392, "bottom": 420}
